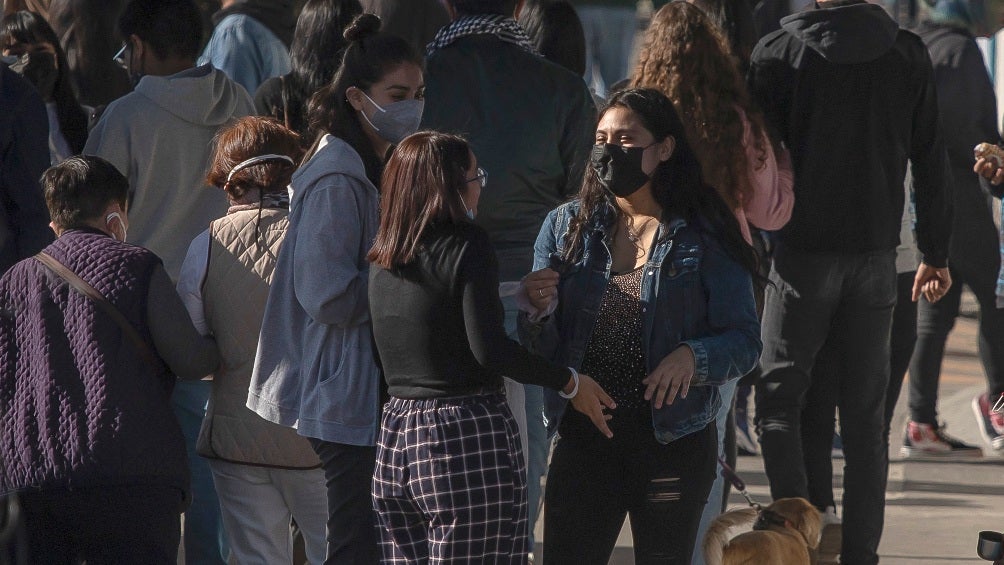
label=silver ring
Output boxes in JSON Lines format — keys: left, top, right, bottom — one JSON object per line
{"left": 538, "top": 288, "right": 545, "bottom": 298}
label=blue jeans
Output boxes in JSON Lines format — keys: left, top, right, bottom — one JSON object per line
{"left": 690, "top": 378, "right": 736, "bottom": 565}
{"left": 755, "top": 245, "right": 896, "bottom": 565}
{"left": 172, "top": 380, "right": 228, "bottom": 565}
{"left": 502, "top": 292, "right": 547, "bottom": 550}
{"left": 575, "top": 5, "right": 638, "bottom": 96}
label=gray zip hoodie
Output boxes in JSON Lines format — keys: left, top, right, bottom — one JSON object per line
{"left": 248, "top": 135, "right": 382, "bottom": 446}
{"left": 84, "top": 65, "right": 256, "bottom": 280}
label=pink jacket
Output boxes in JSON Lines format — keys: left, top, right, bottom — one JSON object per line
{"left": 734, "top": 108, "right": 794, "bottom": 244}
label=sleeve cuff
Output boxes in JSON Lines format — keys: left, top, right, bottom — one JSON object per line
{"left": 921, "top": 255, "right": 948, "bottom": 269}
{"left": 681, "top": 340, "right": 708, "bottom": 384}
{"left": 501, "top": 280, "right": 558, "bottom": 323}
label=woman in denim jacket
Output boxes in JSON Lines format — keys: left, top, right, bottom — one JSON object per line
{"left": 521, "top": 88, "right": 762, "bottom": 564}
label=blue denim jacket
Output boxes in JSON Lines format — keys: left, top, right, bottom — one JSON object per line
{"left": 521, "top": 200, "right": 762, "bottom": 443}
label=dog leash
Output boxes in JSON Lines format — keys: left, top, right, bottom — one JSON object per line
{"left": 717, "top": 457, "right": 788, "bottom": 531}
{"left": 718, "top": 456, "right": 761, "bottom": 510}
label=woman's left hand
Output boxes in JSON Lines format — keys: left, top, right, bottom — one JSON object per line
{"left": 523, "top": 268, "right": 559, "bottom": 311}
{"left": 642, "top": 345, "right": 696, "bottom": 409}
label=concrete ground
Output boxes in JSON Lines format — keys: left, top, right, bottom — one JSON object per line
{"left": 534, "top": 292, "right": 1004, "bottom": 564}
{"left": 177, "top": 296, "right": 1003, "bottom": 563}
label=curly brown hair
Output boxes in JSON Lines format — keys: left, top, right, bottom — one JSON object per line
{"left": 631, "top": 1, "right": 768, "bottom": 210}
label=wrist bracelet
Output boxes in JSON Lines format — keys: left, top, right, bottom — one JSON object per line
{"left": 559, "top": 367, "right": 579, "bottom": 399}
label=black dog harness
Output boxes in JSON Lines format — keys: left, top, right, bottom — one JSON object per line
{"left": 753, "top": 508, "right": 789, "bottom": 531}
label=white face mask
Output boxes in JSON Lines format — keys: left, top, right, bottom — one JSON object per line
{"left": 106, "top": 212, "right": 127, "bottom": 242}
{"left": 459, "top": 193, "right": 475, "bottom": 220}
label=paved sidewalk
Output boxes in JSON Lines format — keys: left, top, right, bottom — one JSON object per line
{"left": 534, "top": 292, "right": 1004, "bottom": 563}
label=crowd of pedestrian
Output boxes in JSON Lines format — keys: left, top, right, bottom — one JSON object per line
{"left": 0, "top": 0, "right": 1002, "bottom": 564}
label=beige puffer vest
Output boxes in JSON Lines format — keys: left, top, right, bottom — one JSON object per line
{"left": 196, "top": 206, "right": 320, "bottom": 468}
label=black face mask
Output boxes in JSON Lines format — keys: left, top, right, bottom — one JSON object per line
{"left": 10, "top": 51, "right": 58, "bottom": 101}
{"left": 589, "top": 143, "right": 652, "bottom": 198}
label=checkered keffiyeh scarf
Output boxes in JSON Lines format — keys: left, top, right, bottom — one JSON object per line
{"left": 426, "top": 14, "right": 539, "bottom": 57}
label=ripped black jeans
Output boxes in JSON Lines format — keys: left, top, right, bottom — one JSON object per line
{"left": 542, "top": 407, "right": 716, "bottom": 565}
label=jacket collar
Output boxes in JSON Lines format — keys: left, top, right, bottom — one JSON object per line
{"left": 590, "top": 202, "right": 688, "bottom": 242}
{"left": 426, "top": 14, "right": 538, "bottom": 57}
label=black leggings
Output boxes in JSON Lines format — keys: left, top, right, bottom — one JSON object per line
{"left": 543, "top": 407, "right": 717, "bottom": 565}
{"left": 307, "top": 439, "right": 379, "bottom": 565}
{"left": 909, "top": 261, "right": 1004, "bottom": 424}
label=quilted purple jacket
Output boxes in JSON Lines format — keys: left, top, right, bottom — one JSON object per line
{"left": 0, "top": 229, "right": 188, "bottom": 502}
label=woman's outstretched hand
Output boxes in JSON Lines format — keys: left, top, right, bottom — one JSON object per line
{"left": 643, "top": 345, "right": 696, "bottom": 409}
{"left": 567, "top": 373, "right": 616, "bottom": 438}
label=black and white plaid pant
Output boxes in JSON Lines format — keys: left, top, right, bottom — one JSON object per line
{"left": 372, "top": 393, "right": 529, "bottom": 564}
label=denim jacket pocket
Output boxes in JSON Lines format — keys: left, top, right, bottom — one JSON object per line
{"left": 651, "top": 385, "right": 720, "bottom": 444}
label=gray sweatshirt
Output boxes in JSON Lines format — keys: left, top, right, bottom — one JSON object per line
{"left": 84, "top": 65, "right": 256, "bottom": 280}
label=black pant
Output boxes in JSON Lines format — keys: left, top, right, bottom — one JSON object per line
{"left": 307, "top": 438, "right": 380, "bottom": 565}
{"left": 19, "top": 485, "right": 182, "bottom": 564}
{"left": 543, "top": 408, "right": 716, "bottom": 565}
{"left": 909, "top": 261, "right": 1004, "bottom": 424}
{"left": 802, "top": 271, "right": 918, "bottom": 511}
{"left": 756, "top": 246, "right": 896, "bottom": 565}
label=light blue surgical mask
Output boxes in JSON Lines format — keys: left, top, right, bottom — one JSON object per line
{"left": 359, "top": 91, "right": 424, "bottom": 144}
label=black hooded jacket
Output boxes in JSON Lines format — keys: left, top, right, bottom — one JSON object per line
{"left": 749, "top": 0, "right": 952, "bottom": 267}
{"left": 915, "top": 22, "right": 999, "bottom": 271}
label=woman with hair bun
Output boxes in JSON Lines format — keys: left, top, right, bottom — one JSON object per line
{"left": 249, "top": 13, "right": 423, "bottom": 564}
{"left": 176, "top": 116, "right": 329, "bottom": 565}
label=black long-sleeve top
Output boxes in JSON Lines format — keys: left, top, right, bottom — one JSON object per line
{"left": 369, "top": 221, "right": 570, "bottom": 399}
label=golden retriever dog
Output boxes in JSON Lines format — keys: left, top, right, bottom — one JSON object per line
{"left": 702, "top": 497, "right": 821, "bottom": 565}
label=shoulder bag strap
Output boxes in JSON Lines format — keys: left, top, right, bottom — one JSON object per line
{"left": 35, "top": 251, "right": 162, "bottom": 371}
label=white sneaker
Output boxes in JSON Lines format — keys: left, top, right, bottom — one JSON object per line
{"left": 817, "top": 506, "right": 841, "bottom": 565}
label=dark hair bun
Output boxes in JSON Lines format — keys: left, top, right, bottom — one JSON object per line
{"left": 344, "top": 13, "right": 381, "bottom": 42}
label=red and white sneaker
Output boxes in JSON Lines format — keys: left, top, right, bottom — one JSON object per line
{"left": 973, "top": 393, "right": 1004, "bottom": 451}
{"left": 900, "top": 421, "right": 983, "bottom": 460}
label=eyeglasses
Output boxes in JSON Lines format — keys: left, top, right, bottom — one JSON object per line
{"left": 466, "top": 167, "right": 487, "bottom": 189}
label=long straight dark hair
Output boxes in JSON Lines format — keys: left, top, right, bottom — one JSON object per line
{"left": 368, "top": 131, "right": 473, "bottom": 269}
{"left": 279, "top": 0, "right": 361, "bottom": 138}
{"left": 48, "top": 0, "right": 132, "bottom": 108}
{"left": 563, "top": 88, "right": 757, "bottom": 276}
{"left": 1, "top": 10, "right": 88, "bottom": 153}
{"left": 305, "top": 13, "right": 421, "bottom": 187}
